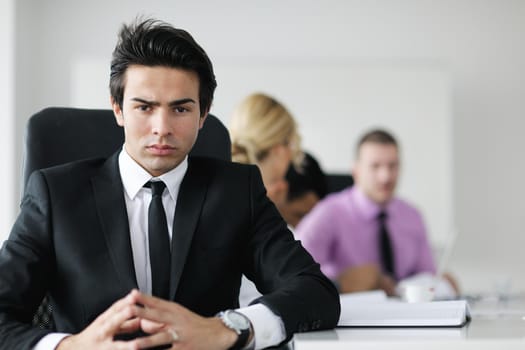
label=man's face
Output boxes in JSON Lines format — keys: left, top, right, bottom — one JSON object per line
{"left": 112, "top": 65, "right": 205, "bottom": 177}
{"left": 353, "top": 142, "right": 399, "bottom": 205}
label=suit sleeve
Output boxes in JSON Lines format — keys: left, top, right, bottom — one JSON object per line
{"left": 242, "top": 166, "right": 340, "bottom": 341}
{"left": 0, "top": 171, "right": 55, "bottom": 350}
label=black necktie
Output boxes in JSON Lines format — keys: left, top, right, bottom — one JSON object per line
{"left": 378, "top": 211, "right": 395, "bottom": 277}
{"left": 145, "top": 181, "right": 171, "bottom": 299}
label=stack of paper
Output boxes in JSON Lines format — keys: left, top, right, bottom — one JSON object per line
{"left": 338, "top": 291, "right": 470, "bottom": 327}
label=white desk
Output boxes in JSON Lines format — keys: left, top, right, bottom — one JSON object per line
{"left": 294, "top": 298, "right": 525, "bottom": 350}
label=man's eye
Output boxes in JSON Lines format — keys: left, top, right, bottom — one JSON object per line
{"left": 138, "top": 105, "right": 151, "bottom": 111}
{"left": 174, "top": 106, "right": 188, "bottom": 113}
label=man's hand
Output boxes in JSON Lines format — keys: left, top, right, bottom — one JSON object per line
{"left": 337, "top": 264, "right": 381, "bottom": 293}
{"left": 56, "top": 291, "right": 144, "bottom": 350}
{"left": 377, "top": 273, "right": 397, "bottom": 296}
{"left": 337, "top": 264, "right": 398, "bottom": 296}
{"left": 442, "top": 272, "right": 461, "bottom": 295}
{"left": 132, "top": 290, "right": 239, "bottom": 350}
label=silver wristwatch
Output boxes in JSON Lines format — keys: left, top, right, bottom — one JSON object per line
{"left": 217, "top": 310, "right": 252, "bottom": 350}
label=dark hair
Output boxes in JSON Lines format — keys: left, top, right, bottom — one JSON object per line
{"left": 356, "top": 128, "right": 398, "bottom": 156}
{"left": 286, "top": 152, "right": 328, "bottom": 201}
{"left": 110, "top": 18, "right": 217, "bottom": 117}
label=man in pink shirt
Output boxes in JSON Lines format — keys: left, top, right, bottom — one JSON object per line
{"left": 296, "top": 129, "right": 457, "bottom": 296}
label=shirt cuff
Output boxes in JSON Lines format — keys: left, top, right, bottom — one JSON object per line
{"left": 237, "top": 303, "right": 286, "bottom": 350}
{"left": 32, "top": 333, "right": 70, "bottom": 350}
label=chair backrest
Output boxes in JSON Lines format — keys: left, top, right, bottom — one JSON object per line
{"left": 325, "top": 173, "right": 354, "bottom": 194}
{"left": 22, "top": 107, "right": 231, "bottom": 191}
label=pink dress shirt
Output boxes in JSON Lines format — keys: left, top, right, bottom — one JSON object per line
{"left": 296, "top": 186, "right": 436, "bottom": 281}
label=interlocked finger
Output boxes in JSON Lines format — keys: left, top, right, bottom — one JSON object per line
{"left": 167, "top": 328, "right": 179, "bottom": 342}
{"left": 132, "top": 328, "right": 181, "bottom": 349}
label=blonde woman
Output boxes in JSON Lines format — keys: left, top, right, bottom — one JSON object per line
{"left": 230, "top": 92, "right": 303, "bottom": 307}
{"left": 230, "top": 92, "right": 303, "bottom": 209}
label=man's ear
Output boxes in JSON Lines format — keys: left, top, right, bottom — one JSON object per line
{"left": 198, "top": 110, "right": 209, "bottom": 130}
{"left": 351, "top": 163, "right": 358, "bottom": 183}
{"left": 110, "top": 97, "right": 124, "bottom": 127}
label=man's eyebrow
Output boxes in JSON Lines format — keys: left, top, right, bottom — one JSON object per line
{"left": 130, "top": 97, "right": 160, "bottom": 106}
{"left": 168, "top": 98, "right": 196, "bottom": 107}
{"left": 129, "top": 97, "right": 196, "bottom": 107}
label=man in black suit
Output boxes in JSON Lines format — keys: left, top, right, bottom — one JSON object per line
{"left": 0, "top": 18, "right": 339, "bottom": 350}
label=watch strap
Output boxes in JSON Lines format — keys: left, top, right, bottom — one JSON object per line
{"left": 217, "top": 310, "right": 251, "bottom": 350}
{"left": 230, "top": 325, "right": 250, "bottom": 350}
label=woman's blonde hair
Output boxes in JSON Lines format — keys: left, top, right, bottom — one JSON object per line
{"left": 230, "top": 93, "right": 302, "bottom": 167}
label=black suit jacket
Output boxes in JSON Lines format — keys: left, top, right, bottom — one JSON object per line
{"left": 0, "top": 153, "right": 340, "bottom": 349}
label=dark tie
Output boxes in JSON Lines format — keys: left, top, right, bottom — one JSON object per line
{"left": 145, "top": 181, "right": 171, "bottom": 299}
{"left": 378, "top": 211, "right": 395, "bottom": 277}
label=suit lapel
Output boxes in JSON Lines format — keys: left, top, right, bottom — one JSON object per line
{"left": 169, "top": 158, "right": 209, "bottom": 298}
{"left": 92, "top": 152, "right": 138, "bottom": 291}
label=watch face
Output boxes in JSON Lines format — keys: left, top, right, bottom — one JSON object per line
{"left": 228, "top": 311, "right": 250, "bottom": 329}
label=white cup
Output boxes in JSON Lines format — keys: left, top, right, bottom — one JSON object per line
{"left": 401, "top": 284, "right": 435, "bottom": 303}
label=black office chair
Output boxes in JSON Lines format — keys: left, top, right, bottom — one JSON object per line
{"left": 23, "top": 107, "right": 231, "bottom": 329}
{"left": 325, "top": 173, "right": 354, "bottom": 193}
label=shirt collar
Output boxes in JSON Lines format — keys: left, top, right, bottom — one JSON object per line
{"left": 118, "top": 147, "right": 188, "bottom": 201}
{"left": 352, "top": 186, "right": 393, "bottom": 221}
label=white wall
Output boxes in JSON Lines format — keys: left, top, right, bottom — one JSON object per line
{"left": 0, "top": 0, "right": 15, "bottom": 242}
{"left": 9, "top": 0, "right": 525, "bottom": 293}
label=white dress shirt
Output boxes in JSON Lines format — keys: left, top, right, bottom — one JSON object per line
{"left": 34, "top": 148, "right": 285, "bottom": 349}
{"left": 119, "top": 149, "right": 186, "bottom": 295}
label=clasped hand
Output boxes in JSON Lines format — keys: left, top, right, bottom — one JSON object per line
{"left": 56, "top": 289, "right": 238, "bottom": 350}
